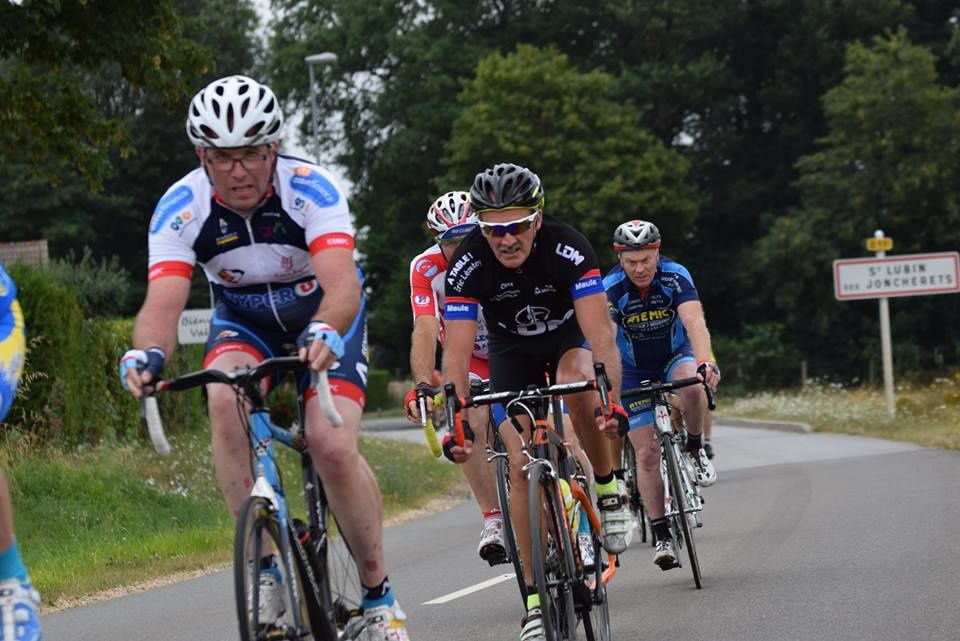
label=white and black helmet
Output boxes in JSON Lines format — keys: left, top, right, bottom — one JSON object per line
{"left": 613, "top": 220, "right": 661, "bottom": 252}
{"left": 186, "top": 75, "right": 284, "bottom": 148}
{"left": 426, "top": 191, "right": 477, "bottom": 240}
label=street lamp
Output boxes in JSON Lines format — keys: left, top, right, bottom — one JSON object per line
{"left": 304, "top": 52, "right": 338, "bottom": 163}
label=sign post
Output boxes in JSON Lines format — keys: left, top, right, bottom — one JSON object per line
{"left": 833, "top": 233, "right": 960, "bottom": 418}
{"left": 874, "top": 231, "right": 895, "bottom": 418}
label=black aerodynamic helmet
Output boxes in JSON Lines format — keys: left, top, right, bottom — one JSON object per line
{"left": 469, "top": 163, "right": 545, "bottom": 212}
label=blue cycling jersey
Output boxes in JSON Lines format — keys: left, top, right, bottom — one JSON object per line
{"left": 603, "top": 256, "right": 700, "bottom": 370}
{"left": 0, "top": 264, "right": 25, "bottom": 422}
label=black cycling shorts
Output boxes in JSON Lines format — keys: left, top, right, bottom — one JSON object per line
{"left": 486, "top": 320, "right": 588, "bottom": 396}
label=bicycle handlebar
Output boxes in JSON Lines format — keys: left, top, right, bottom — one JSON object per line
{"left": 439, "top": 363, "right": 610, "bottom": 448}
{"left": 140, "top": 356, "right": 343, "bottom": 456}
{"left": 622, "top": 376, "right": 717, "bottom": 411}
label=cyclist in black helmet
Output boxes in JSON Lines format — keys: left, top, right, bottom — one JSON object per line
{"left": 441, "top": 162, "right": 632, "bottom": 641}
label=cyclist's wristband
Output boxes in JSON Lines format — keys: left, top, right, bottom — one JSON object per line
{"left": 297, "top": 321, "right": 345, "bottom": 359}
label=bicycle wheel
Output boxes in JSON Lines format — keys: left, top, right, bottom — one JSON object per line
{"left": 494, "top": 439, "right": 526, "bottom": 600}
{"left": 529, "top": 462, "right": 578, "bottom": 641}
{"left": 661, "top": 435, "right": 702, "bottom": 588}
{"left": 579, "top": 511, "right": 610, "bottom": 641}
{"left": 312, "top": 482, "right": 366, "bottom": 640}
{"left": 620, "top": 438, "right": 647, "bottom": 545}
{"left": 235, "top": 495, "right": 324, "bottom": 641}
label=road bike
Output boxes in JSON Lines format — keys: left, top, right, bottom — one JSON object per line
{"left": 621, "top": 377, "right": 716, "bottom": 589}
{"left": 444, "top": 365, "right": 617, "bottom": 641}
{"left": 619, "top": 437, "right": 649, "bottom": 544}
{"left": 141, "top": 357, "right": 364, "bottom": 641}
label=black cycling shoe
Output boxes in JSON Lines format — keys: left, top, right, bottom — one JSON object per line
{"left": 479, "top": 542, "right": 509, "bottom": 566}
{"left": 704, "top": 442, "right": 714, "bottom": 460}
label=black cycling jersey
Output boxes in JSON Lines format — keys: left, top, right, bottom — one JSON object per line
{"left": 444, "top": 215, "right": 604, "bottom": 339}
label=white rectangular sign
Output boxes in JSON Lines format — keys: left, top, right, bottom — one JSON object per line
{"left": 178, "top": 309, "right": 213, "bottom": 344}
{"left": 833, "top": 252, "right": 960, "bottom": 301}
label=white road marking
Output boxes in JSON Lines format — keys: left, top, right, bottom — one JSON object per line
{"left": 422, "top": 574, "right": 516, "bottom": 605}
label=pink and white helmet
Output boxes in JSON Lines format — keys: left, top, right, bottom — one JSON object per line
{"left": 426, "top": 191, "right": 477, "bottom": 240}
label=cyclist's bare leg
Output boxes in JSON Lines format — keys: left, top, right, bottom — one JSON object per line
{"left": 501, "top": 416, "right": 535, "bottom": 586}
{"left": 461, "top": 405, "right": 498, "bottom": 512}
{"left": 672, "top": 362, "right": 706, "bottom": 437}
{"left": 206, "top": 350, "right": 262, "bottom": 520}
{"left": 305, "top": 396, "right": 388, "bottom": 586}
{"left": 561, "top": 413, "right": 593, "bottom": 480}
{"left": 556, "top": 348, "right": 612, "bottom": 476}
{"left": 626, "top": 425, "right": 665, "bottom": 520}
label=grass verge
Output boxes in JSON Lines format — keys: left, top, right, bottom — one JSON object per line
{"left": 718, "top": 375, "right": 960, "bottom": 449}
{"left": 6, "top": 431, "right": 462, "bottom": 608}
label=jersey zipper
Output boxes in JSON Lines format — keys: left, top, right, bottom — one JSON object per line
{"left": 242, "top": 215, "right": 288, "bottom": 333}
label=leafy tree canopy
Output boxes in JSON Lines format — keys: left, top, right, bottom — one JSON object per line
{"left": 0, "top": 0, "right": 210, "bottom": 188}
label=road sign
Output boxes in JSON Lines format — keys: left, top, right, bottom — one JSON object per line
{"left": 178, "top": 309, "right": 212, "bottom": 344}
{"left": 833, "top": 252, "right": 960, "bottom": 301}
{"left": 865, "top": 237, "right": 893, "bottom": 252}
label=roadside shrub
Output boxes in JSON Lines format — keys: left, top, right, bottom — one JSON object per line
{"left": 4, "top": 264, "right": 206, "bottom": 448}
{"left": 365, "top": 368, "right": 391, "bottom": 410}
{"left": 40, "top": 248, "right": 133, "bottom": 318}
{"left": 713, "top": 322, "right": 804, "bottom": 391}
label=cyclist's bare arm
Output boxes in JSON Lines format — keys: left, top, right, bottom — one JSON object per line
{"left": 677, "top": 300, "right": 719, "bottom": 390}
{"left": 128, "top": 276, "right": 190, "bottom": 396}
{"left": 307, "top": 247, "right": 361, "bottom": 369}
{"left": 410, "top": 315, "right": 439, "bottom": 386}
{"left": 440, "top": 317, "right": 475, "bottom": 401}
{"left": 677, "top": 300, "right": 713, "bottom": 367}
{"left": 408, "top": 315, "right": 440, "bottom": 420}
{"left": 574, "top": 292, "right": 622, "bottom": 403}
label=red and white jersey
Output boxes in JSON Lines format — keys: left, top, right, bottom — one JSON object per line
{"left": 146, "top": 156, "right": 355, "bottom": 332}
{"left": 409, "top": 244, "right": 488, "bottom": 359}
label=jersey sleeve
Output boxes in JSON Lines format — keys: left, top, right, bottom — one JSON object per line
{"left": 284, "top": 163, "right": 356, "bottom": 255}
{"left": 553, "top": 224, "right": 604, "bottom": 300}
{"left": 663, "top": 260, "right": 700, "bottom": 306}
{"left": 409, "top": 255, "right": 441, "bottom": 320}
{"left": 443, "top": 242, "right": 482, "bottom": 322}
{"left": 147, "top": 182, "right": 197, "bottom": 281}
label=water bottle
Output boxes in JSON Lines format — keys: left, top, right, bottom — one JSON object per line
{"left": 576, "top": 507, "right": 594, "bottom": 570}
{"left": 559, "top": 478, "right": 579, "bottom": 532}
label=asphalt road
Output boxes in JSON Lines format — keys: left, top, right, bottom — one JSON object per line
{"left": 43, "top": 422, "right": 960, "bottom": 641}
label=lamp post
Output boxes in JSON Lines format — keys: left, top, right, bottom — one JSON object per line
{"left": 304, "top": 52, "right": 338, "bottom": 163}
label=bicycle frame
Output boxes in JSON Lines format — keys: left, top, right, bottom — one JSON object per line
{"left": 142, "top": 357, "right": 349, "bottom": 639}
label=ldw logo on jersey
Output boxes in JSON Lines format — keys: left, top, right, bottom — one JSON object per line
{"left": 555, "top": 243, "right": 585, "bottom": 266}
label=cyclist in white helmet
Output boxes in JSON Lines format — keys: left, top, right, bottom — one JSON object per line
{"left": 403, "top": 191, "right": 508, "bottom": 565}
{"left": 120, "top": 75, "right": 412, "bottom": 640}
{"left": 603, "top": 219, "right": 719, "bottom": 571}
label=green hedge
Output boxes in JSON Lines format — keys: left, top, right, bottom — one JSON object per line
{"left": 5, "top": 264, "right": 205, "bottom": 448}
{"left": 365, "top": 368, "right": 391, "bottom": 410}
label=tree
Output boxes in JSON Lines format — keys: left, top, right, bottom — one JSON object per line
{"left": 440, "top": 44, "right": 698, "bottom": 266}
{"left": 756, "top": 29, "right": 960, "bottom": 377}
{"left": 0, "top": 0, "right": 210, "bottom": 188}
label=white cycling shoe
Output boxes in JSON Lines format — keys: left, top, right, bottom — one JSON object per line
{"left": 363, "top": 600, "right": 411, "bottom": 641}
{"left": 688, "top": 449, "right": 717, "bottom": 487}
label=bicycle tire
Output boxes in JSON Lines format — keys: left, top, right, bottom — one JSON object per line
{"left": 494, "top": 441, "right": 526, "bottom": 600}
{"left": 313, "top": 483, "right": 365, "bottom": 640}
{"left": 661, "top": 435, "right": 702, "bottom": 588}
{"left": 579, "top": 506, "right": 611, "bottom": 641}
{"left": 235, "top": 495, "right": 324, "bottom": 641}
{"left": 620, "top": 438, "right": 648, "bottom": 545}
{"left": 529, "top": 461, "right": 578, "bottom": 641}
